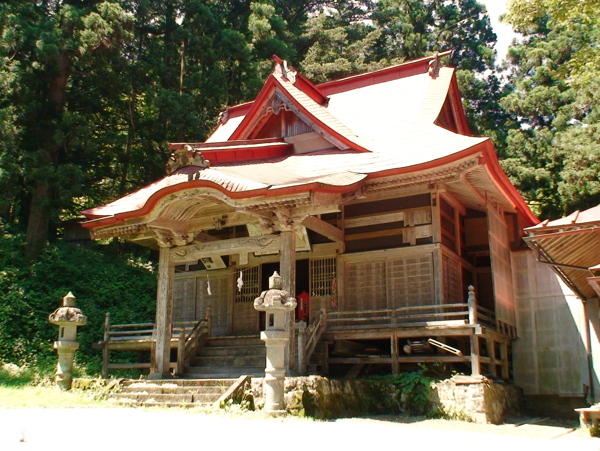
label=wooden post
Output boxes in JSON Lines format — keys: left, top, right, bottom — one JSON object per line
{"left": 391, "top": 331, "right": 399, "bottom": 374}
{"left": 500, "top": 340, "right": 510, "bottom": 379}
{"left": 467, "top": 286, "right": 480, "bottom": 375}
{"left": 486, "top": 337, "right": 497, "bottom": 377}
{"left": 467, "top": 285, "right": 477, "bottom": 325}
{"left": 280, "top": 228, "right": 296, "bottom": 372}
{"left": 280, "top": 229, "right": 296, "bottom": 299}
{"left": 150, "top": 246, "right": 174, "bottom": 379}
{"left": 102, "top": 312, "right": 110, "bottom": 379}
{"left": 206, "top": 306, "right": 212, "bottom": 338}
{"left": 297, "top": 321, "right": 307, "bottom": 375}
{"left": 176, "top": 328, "right": 186, "bottom": 377}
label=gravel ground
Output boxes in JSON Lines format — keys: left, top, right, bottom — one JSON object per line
{"left": 0, "top": 408, "right": 597, "bottom": 451}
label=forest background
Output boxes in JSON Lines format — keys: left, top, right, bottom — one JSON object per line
{"left": 0, "top": 0, "right": 598, "bottom": 377}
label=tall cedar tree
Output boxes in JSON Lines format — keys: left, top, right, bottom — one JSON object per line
{"left": 501, "top": 14, "right": 600, "bottom": 218}
{"left": 0, "top": 1, "right": 130, "bottom": 259}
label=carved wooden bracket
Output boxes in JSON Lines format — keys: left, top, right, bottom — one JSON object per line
{"left": 276, "top": 209, "right": 308, "bottom": 233}
{"left": 151, "top": 228, "right": 193, "bottom": 247}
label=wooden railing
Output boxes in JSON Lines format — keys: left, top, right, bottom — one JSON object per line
{"left": 99, "top": 312, "right": 210, "bottom": 378}
{"left": 297, "top": 309, "right": 327, "bottom": 374}
{"left": 323, "top": 286, "right": 515, "bottom": 338}
{"left": 175, "top": 309, "right": 211, "bottom": 376}
{"left": 327, "top": 303, "right": 471, "bottom": 331}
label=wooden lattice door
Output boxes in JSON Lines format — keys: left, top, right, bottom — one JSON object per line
{"left": 232, "top": 265, "right": 261, "bottom": 335}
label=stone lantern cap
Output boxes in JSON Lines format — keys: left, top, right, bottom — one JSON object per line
{"left": 48, "top": 292, "right": 87, "bottom": 326}
{"left": 254, "top": 272, "right": 297, "bottom": 311}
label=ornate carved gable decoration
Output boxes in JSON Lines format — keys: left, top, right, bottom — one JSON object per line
{"left": 166, "top": 144, "right": 210, "bottom": 175}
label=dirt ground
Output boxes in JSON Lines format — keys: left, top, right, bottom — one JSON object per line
{"left": 0, "top": 408, "right": 597, "bottom": 451}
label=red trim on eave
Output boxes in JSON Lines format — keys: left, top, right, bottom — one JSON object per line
{"left": 361, "top": 139, "right": 537, "bottom": 228}
{"left": 318, "top": 51, "right": 453, "bottom": 96}
{"left": 169, "top": 138, "right": 284, "bottom": 150}
{"left": 168, "top": 139, "right": 291, "bottom": 164}
{"left": 202, "top": 144, "right": 290, "bottom": 164}
{"left": 480, "top": 141, "right": 538, "bottom": 227}
{"left": 363, "top": 142, "right": 484, "bottom": 181}
{"left": 448, "top": 75, "right": 472, "bottom": 136}
{"left": 229, "top": 77, "right": 278, "bottom": 140}
{"left": 292, "top": 72, "right": 329, "bottom": 105}
{"left": 82, "top": 178, "right": 365, "bottom": 229}
{"left": 224, "top": 102, "right": 253, "bottom": 119}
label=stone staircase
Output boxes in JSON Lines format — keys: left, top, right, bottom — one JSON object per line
{"left": 184, "top": 335, "right": 266, "bottom": 379}
{"left": 108, "top": 378, "right": 238, "bottom": 407}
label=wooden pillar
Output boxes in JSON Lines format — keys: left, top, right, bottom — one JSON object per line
{"left": 500, "top": 340, "right": 510, "bottom": 380}
{"left": 391, "top": 332, "right": 399, "bottom": 374}
{"left": 150, "top": 246, "right": 174, "bottom": 379}
{"left": 467, "top": 285, "right": 480, "bottom": 376}
{"left": 280, "top": 228, "right": 296, "bottom": 372}
{"left": 486, "top": 337, "right": 497, "bottom": 377}
{"left": 470, "top": 334, "right": 481, "bottom": 376}
{"left": 102, "top": 313, "right": 110, "bottom": 378}
{"left": 280, "top": 229, "right": 296, "bottom": 296}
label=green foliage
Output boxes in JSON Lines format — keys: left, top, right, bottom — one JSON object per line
{"left": 500, "top": 16, "right": 600, "bottom": 218}
{"left": 370, "top": 369, "right": 434, "bottom": 414}
{"left": 0, "top": 227, "right": 156, "bottom": 375}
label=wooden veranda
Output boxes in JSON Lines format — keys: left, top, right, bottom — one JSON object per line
{"left": 298, "top": 287, "right": 514, "bottom": 379}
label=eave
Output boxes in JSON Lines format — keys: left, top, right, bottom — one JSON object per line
{"left": 81, "top": 176, "right": 366, "bottom": 230}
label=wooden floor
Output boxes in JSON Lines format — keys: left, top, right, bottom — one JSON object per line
{"left": 324, "top": 322, "right": 512, "bottom": 378}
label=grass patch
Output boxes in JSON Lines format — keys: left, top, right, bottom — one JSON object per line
{"left": 0, "top": 385, "right": 113, "bottom": 408}
{"left": 0, "top": 362, "right": 118, "bottom": 408}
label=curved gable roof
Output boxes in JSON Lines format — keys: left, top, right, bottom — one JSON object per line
{"left": 82, "top": 53, "right": 536, "bottom": 233}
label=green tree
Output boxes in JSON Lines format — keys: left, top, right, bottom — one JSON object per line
{"left": 506, "top": 0, "right": 600, "bottom": 87}
{"left": 0, "top": 0, "right": 304, "bottom": 259}
{"left": 0, "top": 1, "right": 130, "bottom": 259}
{"left": 500, "top": 17, "right": 600, "bottom": 217}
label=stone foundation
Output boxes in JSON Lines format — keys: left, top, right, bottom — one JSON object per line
{"left": 431, "top": 376, "right": 521, "bottom": 423}
{"left": 251, "top": 375, "right": 521, "bottom": 423}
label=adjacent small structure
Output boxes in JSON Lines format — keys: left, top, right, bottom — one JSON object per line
{"left": 254, "top": 272, "right": 297, "bottom": 412}
{"left": 523, "top": 204, "right": 600, "bottom": 404}
{"left": 48, "top": 292, "right": 87, "bottom": 390}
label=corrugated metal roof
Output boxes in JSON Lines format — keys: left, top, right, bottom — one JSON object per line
{"left": 524, "top": 204, "right": 600, "bottom": 299}
{"left": 527, "top": 204, "right": 600, "bottom": 230}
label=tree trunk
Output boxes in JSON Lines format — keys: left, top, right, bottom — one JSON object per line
{"left": 25, "top": 178, "right": 51, "bottom": 260}
{"left": 24, "top": 54, "right": 70, "bottom": 260}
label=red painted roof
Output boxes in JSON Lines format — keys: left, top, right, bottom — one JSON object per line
{"left": 82, "top": 53, "right": 536, "bottom": 229}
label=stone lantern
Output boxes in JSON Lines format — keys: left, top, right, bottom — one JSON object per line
{"left": 48, "top": 292, "right": 87, "bottom": 390}
{"left": 254, "top": 271, "right": 296, "bottom": 412}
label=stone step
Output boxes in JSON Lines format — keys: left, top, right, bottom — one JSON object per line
{"left": 109, "top": 378, "right": 239, "bottom": 407}
{"left": 203, "top": 336, "right": 262, "bottom": 348}
{"left": 184, "top": 367, "right": 264, "bottom": 379}
{"left": 109, "top": 392, "right": 221, "bottom": 404}
{"left": 119, "top": 385, "right": 226, "bottom": 395}
{"left": 197, "top": 345, "right": 266, "bottom": 357}
{"left": 121, "top": 378, "right": 235, "bottom": 388}
{"left": 190, "top": 355, "right": 265, "bottom": 367}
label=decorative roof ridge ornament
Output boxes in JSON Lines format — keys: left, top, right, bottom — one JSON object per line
{"left": 272, "top": 54, "right": 297, "bottom": 84}
{"left": 166, "top": 144, "right": 210, "bottom": 175}
{"left": 428, "top": 52, "right": 441, "bottom": 79}
{"left": 218, "top": 107, "right": 230, "bottom": 125}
